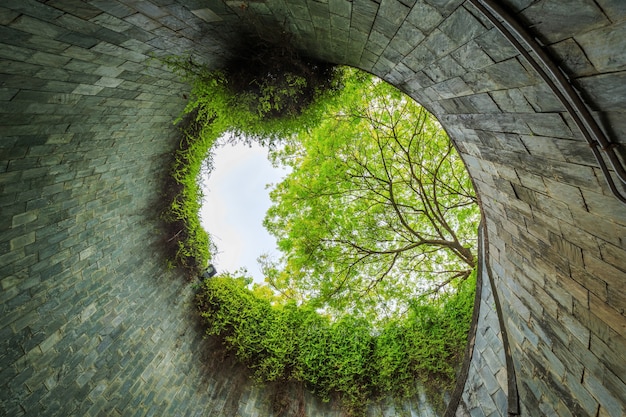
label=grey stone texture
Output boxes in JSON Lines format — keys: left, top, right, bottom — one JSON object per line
{"left": 455, "top": 230, "right": 508, "bottom": 417}
{"left": 1, "top": 0, "right": 625, "bottom": 416}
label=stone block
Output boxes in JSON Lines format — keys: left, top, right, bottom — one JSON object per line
{"left": 132, "top": 1, "right": 168, "bottom": 20}
{"left": 543, "top": 178, "right": 588, "bottom": 211}
{"left": 9, "top": 14, "right": 67, "bottom": 39}
{"left": 570, "top": 261, "right": 608, "bottom": 302}
{"left": 0, "top": 87, "right": 19, "bottom": 103}
{"left": 55, "top": 12, "right": 104, "bottom": 36}
{"left": 9, "top": 231, "right": 36, "bottom": 251}
{"left": 606, "top": 282, "right": 625, "bottom": 314}
{"left": 489, "top": 88, "right": 532, "bottom": 113}
{"left": 578, "top": 71, "right": 626, "bottom": 112}
{"left": 71, "top": 83, "right": 104, "bottom": 95}
{"left": 368, "top": 29, "right": 390, "bottom": 52}
{"left": 91, "top": 0, "right": 135, "bottom": 19}
{"left": 0, "top": 7, "right": 20, "bottom": 25}
{"left": 601, "top": 366, "right": 626, "bottom": 411}
{"left": 598, "top": 239, "right": 626, "bottom": 276}
{"left": 551, "top": 37, "right": 597, "bottom": 78}
{"left": 48, "top": 0, "right": 103, "bottom": 19}
{"left": 471, "top": 380, "right": 498, "bottom": 415}
{"left": 549, "top": 234, "right": 585, "bottom": 270}
{"left": 474, "top": 28, "right": 519, "bottom": 63}
{"left": 91, "top": 41, "right": 146, "bottom": 63}
{"left": 405, "top": 1, "right": 442, "bottom": 33}
{"left": 563, "top": 214, "right": 619, "bottom": 255}
{"left": 465, "top": 93, "right": 501, "bottom": 113}
{"left": 24, "top": 35, "right": 71, "bottom": 55}
{"left": 439, "top": 5, "right": 485, "bottom": 46}
{"left": 378, "top": 0, "right": 410, "bottom": 26}
{"left": 403, "top": 46, "right": 436, "bottom": 73}
{"left": 596, "top": 0, "right": 626, "bottom": 18}
{"left": 519, "top": 84, "right": 564, "bottom": 113}
{"left": 424, "top": 54, "right": 465, "bottom": 83}
{"left": 11, "top": 211, "right": 37, "bottom": 228}
{"left": 155, "top": 14, "right": 186, "bottom": 32}
{"left": 583, "top": 370, "right": 624, "bottom": 417}
{"left": 393, "top": 24, "right": 425, "bottom": 56}
{"left": 589, "top": 292, "right": 626, "bottom": 337}
{"left": 583, "top": 188, "right": 626, "bottom": 226}
{"left": 329, "top": 0, "right": 351, "bottom": 17}
{"left": 452, "top": 40, "right": 494, "bottom": 72}
{"left": 478, "top": 351, "right": 504, "bottom": 394}
{"left": 434, "top": 76, "right": 475, "bottom": 99}
{"left": 422, "top": 28, "right": 456, "bottom": 59}
{"left": 7, "top": 0, "right": 64, "bottom": 21}
{"left": 26, "top": 50, "right": 72, "bottom": 67}
{"left": 521, "top": 0, "right": 609, "bottom": 44}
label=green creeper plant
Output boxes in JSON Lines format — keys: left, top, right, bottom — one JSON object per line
{"left": 196, "top": 271, "right": 476, "bottom": 416}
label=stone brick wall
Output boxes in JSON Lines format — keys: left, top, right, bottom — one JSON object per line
{"left": 2, "top": 0, "right": 625, "bottom": 416}
{"left": 0, "top": 1, "right": 249, "bottom": 416}
{"left": 453, "top": 226, "right": 509, "bottom": 417}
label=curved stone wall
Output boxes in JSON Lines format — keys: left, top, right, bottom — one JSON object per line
{"left": 450, "top": 225, "right": 510, "bottom": 417}
{"left": 1, "top": 1, "right": 625, "bottom": 416}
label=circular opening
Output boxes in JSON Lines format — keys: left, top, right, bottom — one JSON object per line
{"left": 163, "top": 57, "right": 481, "bottom": 415}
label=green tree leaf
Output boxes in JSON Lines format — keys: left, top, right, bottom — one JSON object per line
{"left": 263, "top": 69, "right": 480, "bottom": 321}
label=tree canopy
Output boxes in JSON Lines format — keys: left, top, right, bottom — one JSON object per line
{"left": 261, "top": 70, "right": 480, "bottom": 321}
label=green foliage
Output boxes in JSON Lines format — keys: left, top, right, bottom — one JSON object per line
{"left": 160, "top": 50, "right": 342, "bottom": 275}
{"left": 161, "top": 112, "right": 217, "bottom": 276}
{"left": 162, "top": 55, "right": 343, "bottom": 148}
{"left": 196, "top": 271, "right": 476, "bottom": 416}
{"left": 197, "top": 275, "right": 297, "bottom": 381}
{"left": 262, "top": 69, "right": 480, "bottom": 321}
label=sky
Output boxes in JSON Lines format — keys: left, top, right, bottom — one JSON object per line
{"left": 199, "top": 141, "right": 289, "bottom": 283}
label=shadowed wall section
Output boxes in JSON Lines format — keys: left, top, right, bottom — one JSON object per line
{"left": 1, "top": 0, "right": 625, "bottom": 416}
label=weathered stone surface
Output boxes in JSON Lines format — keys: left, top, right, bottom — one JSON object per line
{"left": 520, "top": 0, "right": 609, "bottom": 44}
{"left": 2, "top": 1, "right": 626, "bottom": 416}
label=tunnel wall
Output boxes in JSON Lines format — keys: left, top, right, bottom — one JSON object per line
{"left": 1, "top": 0, "right": 625, "bottom": 416}
{"left": 0, "top": 2, "right": 233, "bottom": 415}
{"left": 452, "top": 226, "right": 509, "bottom": 417}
